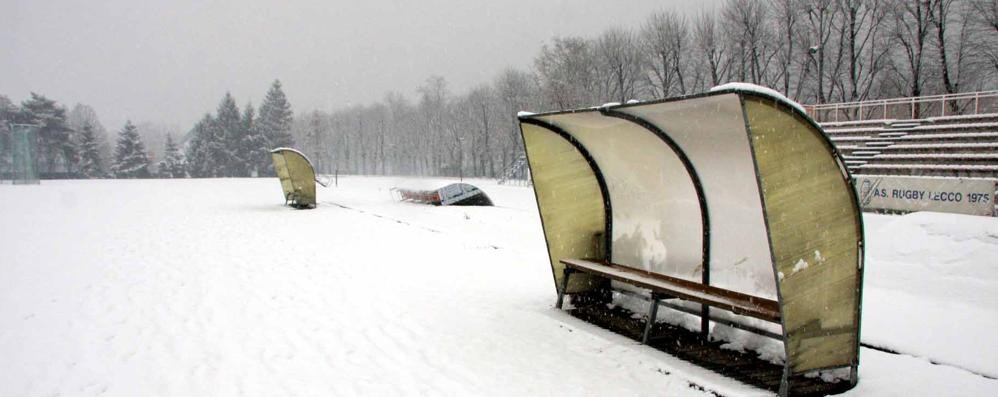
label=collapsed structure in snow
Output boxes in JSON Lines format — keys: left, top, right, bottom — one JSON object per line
{"left": 391, "top": 183, "right": 493, "bottom": 206}
{"left": 270, "top": 148, "right": 317, "bottom": 209}
{"left": 519, "top": 86, "right": 865, "bottom": 396}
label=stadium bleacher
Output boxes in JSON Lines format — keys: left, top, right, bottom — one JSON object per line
{"left": 821, "top": 113, "right": 998, "bottom": 179}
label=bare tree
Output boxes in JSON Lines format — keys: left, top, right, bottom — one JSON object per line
{"left": 836, "top": 0, "right": 891, "bottom": 102}
{"left": 887, "top": 0, "right": 934, "bottom": 98}
{"left": 801, "top": 0, "right": 842, "bottom": 103}
{"left": 417, "top": 76, "right": 454, "bottom": 175}
{"left": 641, "top": 11, "right": 691, "bottom": 97}
{"left": 771, "top": 0, "right": 805, "bottom": 97}
{"left": 967, "top": 0, "right": 998, "bottom": 81}
{"left": 595, "top": 28, "right": 646, "bottom": 103}
{"left": 692, "top": 9, "right": 731, "bottom": 90}
{"left": 724, "top": 0, "right": 779, "bottom": 85}
{"left": 930, "top": 0, "right": 975, "bottom": 97}
{"left": 462, "top": 85, "right": 498, "bottom": 177}
{"left": 535, "top": 36, "right": 598, "bottom": 109}
{"left": 493, "top": 68, "right": 537, "bottom": 172}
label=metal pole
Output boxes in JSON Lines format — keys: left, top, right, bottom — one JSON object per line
{"left": 556, "top": 268, "right": 572, "bottom": 309}
{"left": 335, "top": 168, "right": 338, "bottom": 187}
{"left": 643, "top": 294, "right": 661, "bottom": 344}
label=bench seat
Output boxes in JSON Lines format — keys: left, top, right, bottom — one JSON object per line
{"left": 559, "top": 258, "right": 781, "bottom": 342}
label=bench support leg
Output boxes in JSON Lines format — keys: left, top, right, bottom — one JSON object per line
{"left": 556, "top": 268, "right": 572, "bottom": 310}
{"left": 700, "top": 306, "right": 710, "bottom": 338}
{"left": 642, "top": 294, "right": 662, "bottom": 344}
{"left": 778, "top": 364, "right": 791, "bottom": 397}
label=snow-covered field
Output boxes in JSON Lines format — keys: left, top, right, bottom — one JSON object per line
{"left": 1, "top": 177, "right": 996, "bottom": 396}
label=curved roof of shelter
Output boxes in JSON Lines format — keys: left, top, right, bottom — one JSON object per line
{"left": 270, "top": 147, "right": 316, "bottom": 168}
{"left": 517, "top": 87, "right": 858, "bottom": 190}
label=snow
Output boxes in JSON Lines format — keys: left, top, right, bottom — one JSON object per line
{"left": 825, "top": 122, "right": 998, "bottom": 135}
{"left": 870, "top": 153, "right": 998, "bottom": 159}
{"left": 710, "top": 82, "right": 809, "bottom": 115}
{"left": 860, "top": 212, "right": 998, "bottom": 378}
{"left": 902, "top": 132, "right": 998, "bottom": 139}
{"left": 791, "top": 259, "right": 809, "bottom": 273}
{"left": 858, "top": 163, "right": 998, "bottom": 171}
{"left": 1, "top": 178, "right": 997, "bottom": 396}
{"left": 888, "top": 142, "right": 998, "bottom": 149}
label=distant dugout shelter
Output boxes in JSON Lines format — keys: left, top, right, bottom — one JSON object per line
{"left": 518, "top": 87, "right": 865, "bottom": 394}
{"left": 270, "top": 148, "right": 317, "bottom": 209}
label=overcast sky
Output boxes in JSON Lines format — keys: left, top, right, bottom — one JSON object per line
{"left": 2, "top": 0, "right": 715, "bottom": 131}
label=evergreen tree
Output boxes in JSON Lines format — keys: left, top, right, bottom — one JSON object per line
{"left": 159, "top": 134, "right": 186, "bottom": 178}
{"left": 111, "top": 120, "right": 150, "bottom": 178}
{"left": 76, "top": 122, "right": 104, "bottom": 178}
{"left": 240, "top": 102, "right": 268, "bottom": 176}
{"left": 185, "top": 114, "right": 221, "bottom": 178}
{"left": 215, "top": 92, "right": 243, "bottom": 176}
{"left": 17, "top": 93, "right": 76, "bottom": 175}
{"left": 258, "top": 80, "right": 294, "bottom": 147}
{"left": 67, "top": 103, "right": 111, "bottom": 168}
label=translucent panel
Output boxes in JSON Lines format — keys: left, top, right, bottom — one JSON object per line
{"left": 537, "top": 112, "right": 703, "bottom": 282}
{"left": 521, "top": 124, "right": 607, "bottom": 294}
{"left": 617, "top": 95, "right": 777, "bottom": 299}
{"left": 745, "top": 97, "right": 862, "bottom": 374}
{"left": 271, "top": 151, "right": 294, "bottom": 194}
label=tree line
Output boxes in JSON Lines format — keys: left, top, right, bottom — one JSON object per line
{"left": 0, "top": 80, "right": 294, "bottom": 179}
{"left": 294, "top": 0, "right": 998, "bottom": 178}
{"left": 3, "top": 0, "right": 995, "bottom": 180}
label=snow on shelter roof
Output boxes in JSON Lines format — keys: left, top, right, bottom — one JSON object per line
{"left": 271, "top": 147, "right": 315, "bottom": 168}
{"left": 518, "top": 83, "right": 816, "bottom": 124}
{"left": 517, "top": 88, "right": 864, "bottom": 388}
{"left": 709, "top": 82, "right": 809, "bottom": 115}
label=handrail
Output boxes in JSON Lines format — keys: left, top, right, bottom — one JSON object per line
{"left": 804, "top": 91, "right": 998, "bottom": 122}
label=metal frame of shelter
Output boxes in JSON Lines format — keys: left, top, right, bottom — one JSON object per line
{"left": 270, "top": 148, "right": 317, "bottom": 209}
{"left": 518, "top": 88, "right": 865, "bottom": 395}
{"left": 1, "top": 124, "right": 40, "bottom": 185}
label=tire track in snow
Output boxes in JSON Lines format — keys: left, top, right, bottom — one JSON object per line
{"left": 326, "top": 202, "right": 444, "bottom": 234}
{"left": 860, "top": 342, "right": 997, "bottom": 380}
{"left": 324, "top": 201, "right": 502, "bottom": 251}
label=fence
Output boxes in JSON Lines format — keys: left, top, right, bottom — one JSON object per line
{"left": 806, "top": 91, "right": 998, "bottom": 123}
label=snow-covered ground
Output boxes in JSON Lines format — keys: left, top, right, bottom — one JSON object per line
{"left": 1, "top": 177, "right": 996, "bottom": 396}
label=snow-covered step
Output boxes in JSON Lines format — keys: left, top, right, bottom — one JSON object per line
{"left": 873, "top": 153, "right": 998, "bottom": 160}
{"left": 878, "top": 132, "right": 907, "bottom": 138}
{"left": 889, "top": 121, "right": 922, "bottom": 129}
{"left": 898, "top": 132, "right": 998, "bottom": 140}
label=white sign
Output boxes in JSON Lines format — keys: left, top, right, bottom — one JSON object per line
{"left": 854, "top": 176, "right": 996, "bottom": 216}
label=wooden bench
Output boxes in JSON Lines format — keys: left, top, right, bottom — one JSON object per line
{"left": 558, "top": 258, "right": 781, "bottom": 343}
